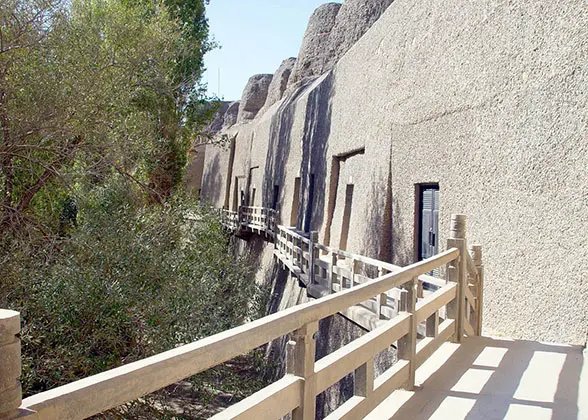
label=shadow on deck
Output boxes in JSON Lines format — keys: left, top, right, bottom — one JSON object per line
{"left": 368, "top": 336, "right": 587, "bottom": 420}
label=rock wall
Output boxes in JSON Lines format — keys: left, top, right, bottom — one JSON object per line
{"left": 287, "top": 3, "right": 342, "bottom": 89}
{"left": 222, "top": 101, "right": 240, "bottom": 129}
{"left": 237, "top": 74, "right": 273, "bottom": 123}
{"left": 201, "top": 0, "right": 588, "bottom": 346}
{"left": 288, "top": 0, "right": 394, "bottom": 89}
{"left": 325, "top": 0, "right": 394, "bottom": 70}
{"left": 261, "top": 57, "right": 296, "bottom": 113}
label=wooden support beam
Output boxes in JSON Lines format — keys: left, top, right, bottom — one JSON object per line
{"left": 377, "top": 267, "right": 387, "bottom": 319}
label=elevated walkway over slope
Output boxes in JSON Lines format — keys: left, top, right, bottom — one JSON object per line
{"left": 1, "top": 211, "right": 585, "bottom": 419}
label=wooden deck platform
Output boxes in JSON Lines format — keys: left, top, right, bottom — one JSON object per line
{"left": 367, "top": 336, "right": 588, "bottom": 420}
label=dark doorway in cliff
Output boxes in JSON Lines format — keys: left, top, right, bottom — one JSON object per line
{"left": 272, "top": 185, "right": 280, "bottom": 210}
{"left": 415, "top": 184, "right": 440, "bottom": 275}
{"left": 223, "top": 136, "right": 237, "bottom": 209}
{"left": 324, "top": 148, "right": 365, "bottom": 248}
{"left": 303, "top": 174, "right": 315, "bottom": 233}
{"left": 290, "top": 177, "right": 301, "bottom": 227}
{"left": 232, "top": 177, "right": 239, "bottom": 211}
{"left": 339, "top": 184, "right": 354, "bottom": 251}
{"left": 250, "top": 188, "right": 256, "bottom": 207}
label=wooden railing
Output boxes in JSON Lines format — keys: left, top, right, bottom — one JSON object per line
{"left": 272, "top": 223, "right": 479, "bottom": 333}
{"left": 221, "top": 206, "right": 278, "bottom": 237}
{"left": 221, "top": 209, "right": 239, "bottom": 231}
{"left": 0, "top": 214, "right": 483, "bottom": 420}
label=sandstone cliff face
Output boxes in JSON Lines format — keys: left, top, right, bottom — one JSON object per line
{"left": 261, "top": 57, "right": 297, "bottom": 112}
{"left": 237, "top": 74, "right": 273, "bottom": 123}
{"left": 207, "top": 101, "right": 230, "bottom": 134}
{"left": 288, "top": 0, "right": 394, "bottom": 89}
{"left": 287, "top": 3, "right": 342, "bottom": 89}
{"left": 223, "top": 101, "right": 240, "bottom": 129}
{"left": 207, "top": 1, "right": 394, "bottom": 127}
{"left": 325, "top": 0, "right": 394, "bottom": 69}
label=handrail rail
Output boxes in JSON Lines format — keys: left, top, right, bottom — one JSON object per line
{"left": 1, "top": 214, "right": 483, "bottom": 420}
{"left": 315, "top": 243, "right": 446, "bottom": 288}
{"left": 240, "top": 206, "right": 269, "bottom": 211}
{"left": 17, "top": 248, "right": 459, "bottom": 420}
{"left": 276, "top": 225, "right": 311, "bottom": 244}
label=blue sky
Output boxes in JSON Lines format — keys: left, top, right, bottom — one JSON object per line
{"left": 203, "top": 1, "right": 341, "bottom": 101}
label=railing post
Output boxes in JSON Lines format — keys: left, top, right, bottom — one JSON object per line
{"left": 398, "top": 278, "right": 417, "bottom": 390}
{"left": 327, "top": 250, "right": 336, "bottom": 293}
{"left": 287, "top": 322, "right": 318, "bottom": 420}
{"left": 350, "top": 259, "right": 357, "bottom": 288}
{"left": 0, "top": 310, "right": 21, "bottom": 420}
{"left": 446, "top": 214, "right": 467, "bottom": 343}
{"left": 377, "top": 267, "right": 388, "bottom": 320}
{"left": 470, "top": 244, "right": 484, "bottom": 336}
{"left": 354, "top": 358, "right": 374, "bottom": 398}
{"left": 308, "top": 232, "right": 318, "bottom": 285}
{"left": 0, "top": 310, "right": 35, "bottom": 419}
{"left": 426, "top": 311, "right": 440, "bottom": 337}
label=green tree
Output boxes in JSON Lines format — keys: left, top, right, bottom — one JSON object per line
{"left": 0, "top": 0, "right": 215, "bottom": 237}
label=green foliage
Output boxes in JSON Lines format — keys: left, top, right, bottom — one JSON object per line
{"left": 0, "top": 3, "right": 270, "bottom": 416}
{"left": 0, "top": 180, "right": 267, "bottom": 396}
{"left": 0, "top": 0, "right": 218, "bottom": 233}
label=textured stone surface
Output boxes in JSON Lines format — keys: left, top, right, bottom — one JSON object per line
{"left": 288, "top": 0, "right": 393, "bottom": 89}
{"left": 260, "top": 57, "right": 297, "bottom": 113}
{"left": 237, "top": 74, "right": 273, "bottom": 123}
{"left": 222, "top": 101, "right": 240, "bottom": 129}
{"left": 207, "top": 101, "right": 230, "bottom": 135}
{"left": 325, "top": 0, "right": 394, "bottom": 70}
{"left": 287, "top": 3, "right": 341, "bottom": 89}
{"left": 201, "top": 0, "right": 588, "bottom": 346}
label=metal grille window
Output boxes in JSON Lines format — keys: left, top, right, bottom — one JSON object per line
{"left": 418, "top": 185, "right": 440, "bottom": 277}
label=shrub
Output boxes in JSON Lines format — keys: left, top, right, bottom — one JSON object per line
{"left": 0, "top": 179, "right": 266, "bottom": 397}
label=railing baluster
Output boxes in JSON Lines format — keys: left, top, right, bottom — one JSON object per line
{"left": 354, "top": 358, "right": 374, "bottom": 398}
{"left": 288, "top": 322, "right": 318, "bottom": 420}
{"left": 309, "top": 231, "right": 318, "bottom": 285}
{"left": 0, "top": 310, "right": 21, "bottom": 420}
{"left": 446, "top": 214, "right": 467, "bottom": 343}
{"left": 0, "top": 310, "right": 35, "bottom": 419}
{"left": 377, "top": 267, "right": 388, "bottom": 319}
{"left": 378, "top": 293, "right": 387, "bottom": 320}
{"left": 470, "top": 244, "right": 484, "bottom": 336}
{"left": 351, "top": 258, "right": 357, "bottom": 288}
{"left": 398, "top": 277, "right": 417, "bottom": 390}
{"left": 328, "top": 250, "right": 336, "bottom": 293}
{"left": 426, "top": 311, "right": 440, "bottom": 337}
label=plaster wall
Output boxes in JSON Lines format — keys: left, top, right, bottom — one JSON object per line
{"left": 201, "top": 0, "right": 587, "bottom": 344}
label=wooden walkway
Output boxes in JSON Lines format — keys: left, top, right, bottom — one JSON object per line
{"left": 367, "top": 337, "right": 587, "bottom": 420}
{"left": 2, "top": 210, "right": 584, "bottom": 419}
